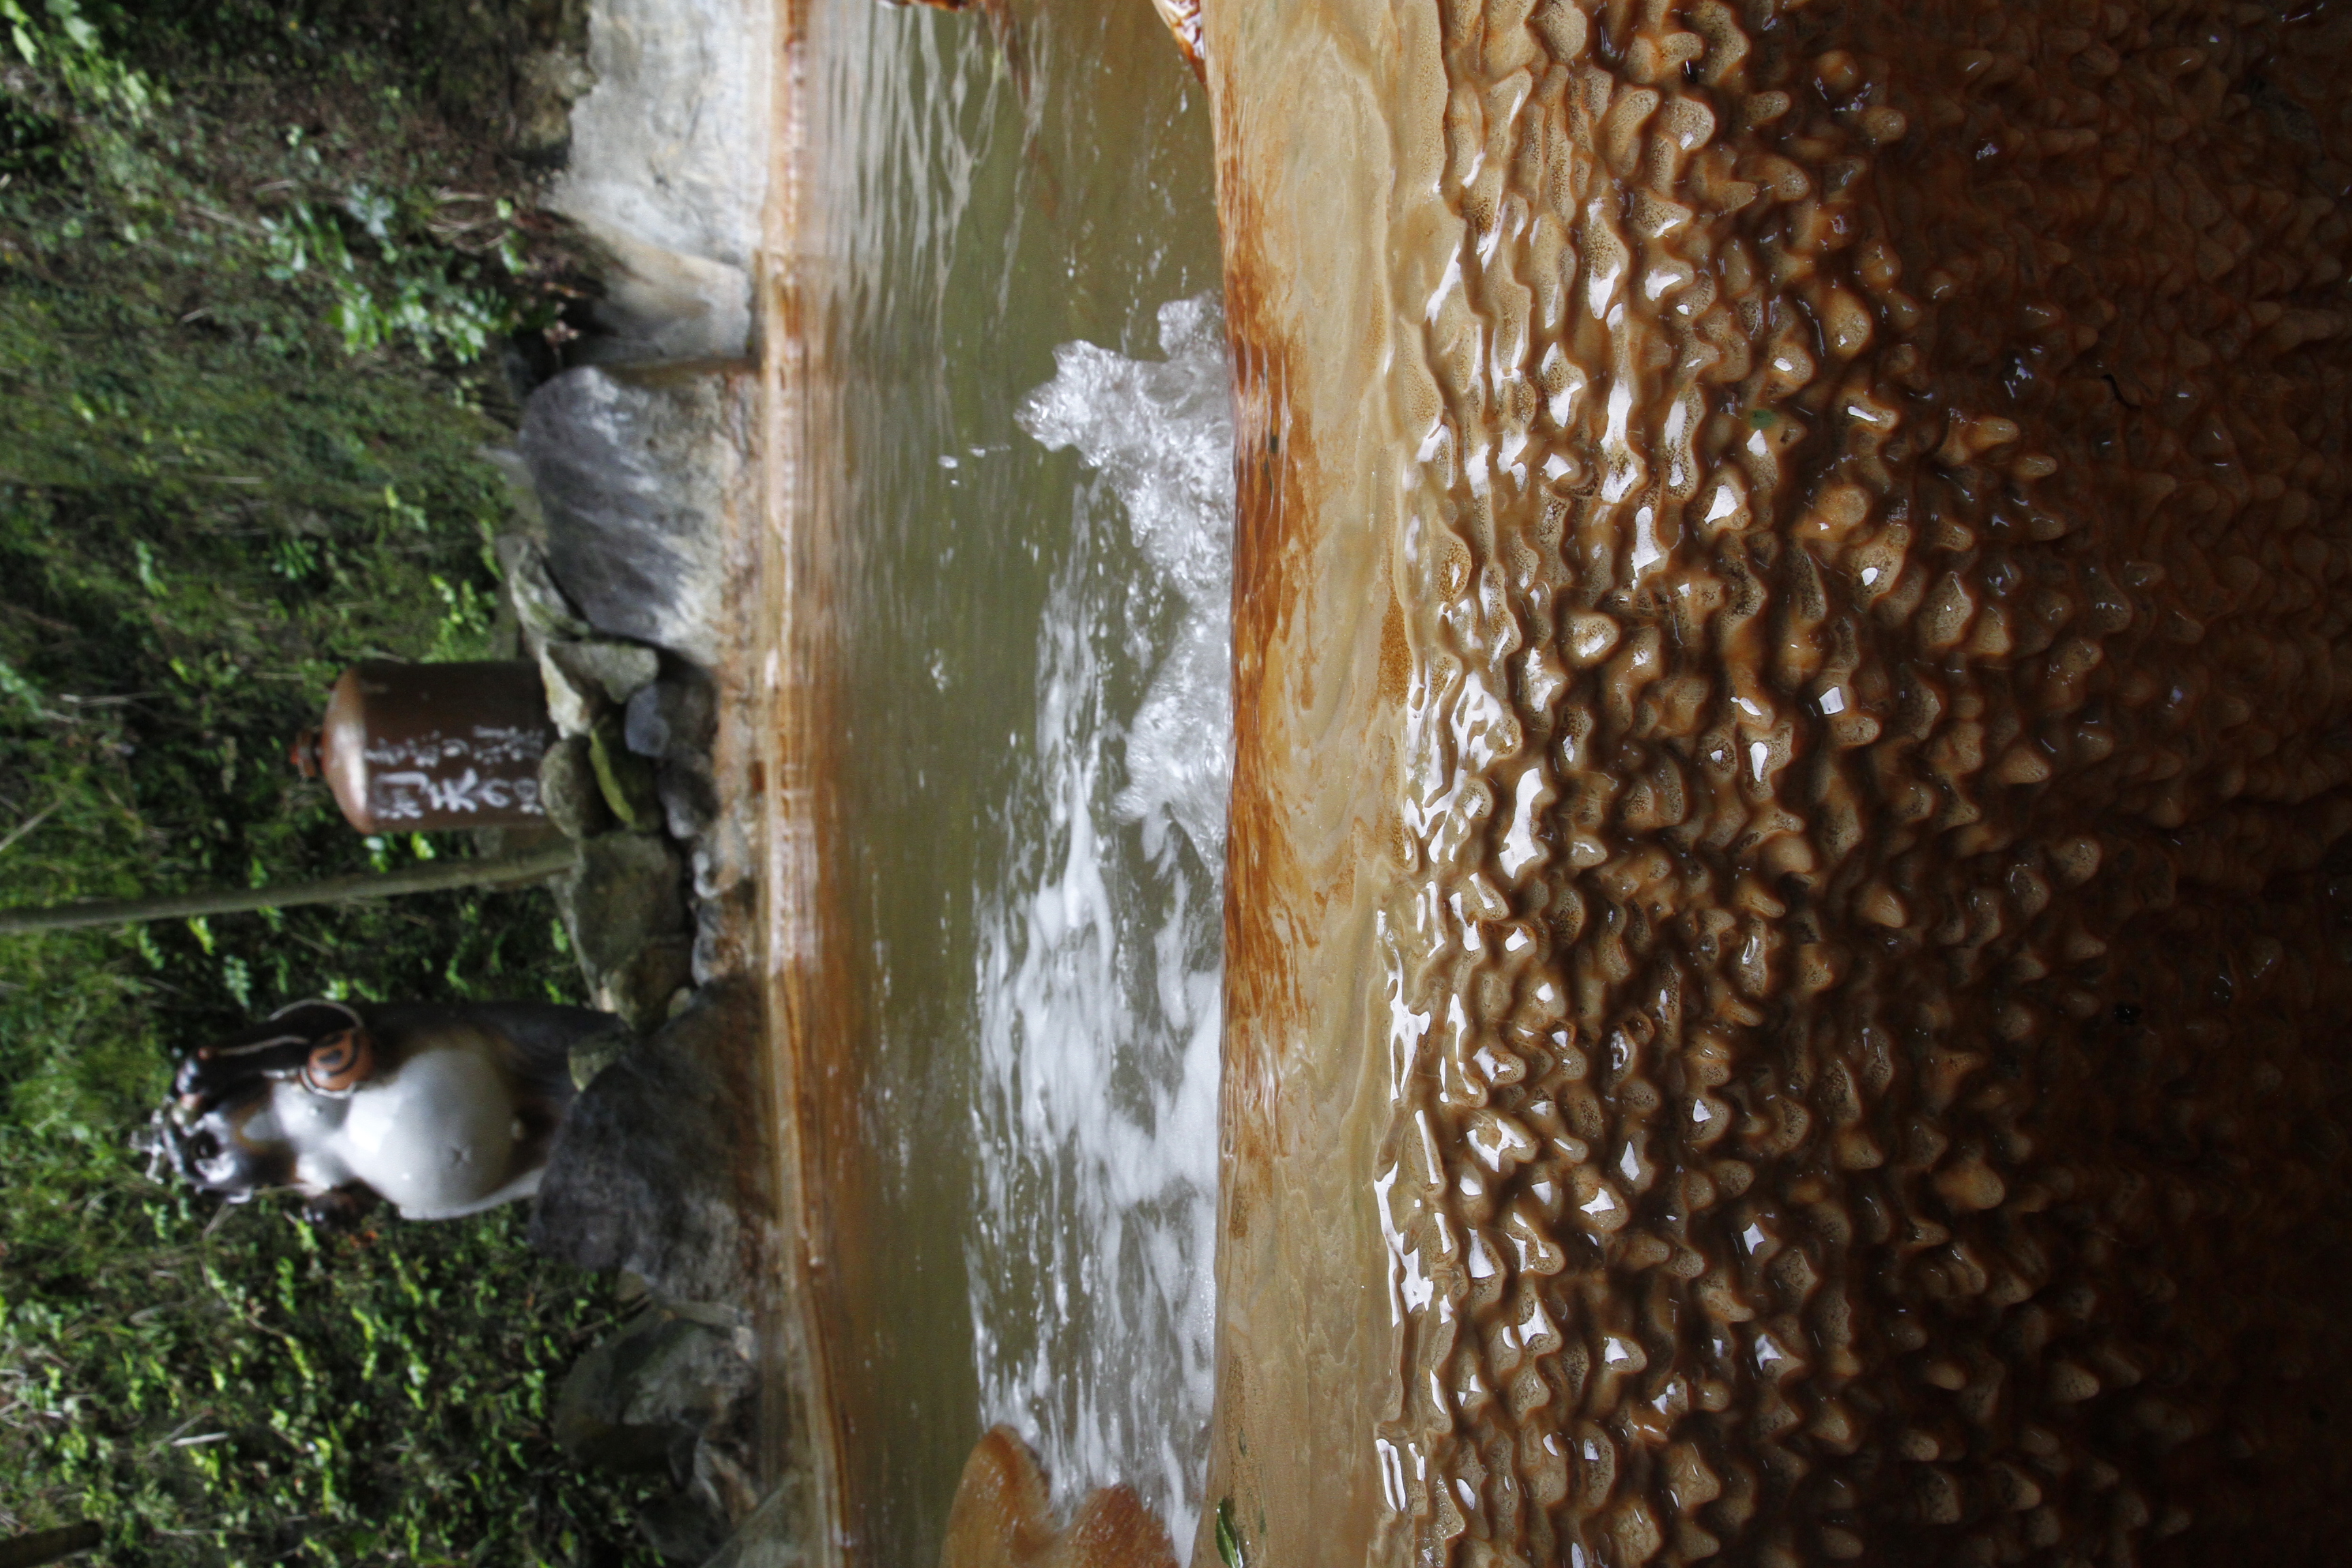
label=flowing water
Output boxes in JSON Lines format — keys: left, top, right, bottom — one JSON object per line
{"left": 787, "top": 1, "right": 1226, "bottom": 1558}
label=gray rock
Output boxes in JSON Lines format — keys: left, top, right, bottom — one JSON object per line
{"left": 623, "top": 686, "right": 669, "bottom": 758}
{"left": 646, "top": 1294, "right": 749, "bottom": 1337}
{"left": 521, "top": 366, "right": 738, "bottom": 668}
{"left": 556, "top": 832, "right": 686, "bottom": 977}
{"left": 621, "top": 1322, "right": 751, "bottom": 1433}
{"left": 551, "top": 637, "right": 662, "bottom": 705}
{"left": 531, "top": 981, "right": 771, "bottom": 1306}
{"left": 551, "top": 1341, "right": 674, "bottom": 1472}
{"left": 552, "top": 1309, "right": 751, "bottom": 1475}
{"left": 539, "top": 642, "right": 604, "bottom": 738}
{"left": 657, "top": 755, "right": 719, "bottom": 842}
{"left": 593, "top": 934, "right": 694, "bottom": 1035}
{"left": 698, "top": 1486, "right": 811, "bottom": 1568}
{"left": 691, "top": 878, "right": 757, "bottom": 987}
{"left": 514, "top": 43, "right": 597, "bottom": 163}
{"left": 687, "top": 1428, "right": 765, "bottom": 1536}
{"left": 496, "top": 534, "right": 591, "bottom": 642}
{"left": 638, "top": 1494, "right": 730, "bottom": 1565}
{"left": 549, "top": 0, "right": 770, "bottom": 271}
{"left": 576, "top": 231, "right": 753, "bottom": 367}
{"left": 540, "top": 736, "right": 611, "bottom": 840}
{"left": 591, "top": 713, "right": 664, "bottom": 832}
{"left": 481, "top": 460, "right": 548, "bottom": 538}
{"left": 569, "top": 1030, "right": 632, "bottom": 1092}
{"left": 623, "top": 674, "right": 716, "bottom": 761}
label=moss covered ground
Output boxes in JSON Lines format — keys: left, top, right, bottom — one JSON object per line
{"left": 1, "top": 1, "right": 666, "bottom": 1561}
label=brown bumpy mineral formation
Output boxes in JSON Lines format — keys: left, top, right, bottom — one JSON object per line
{"left": 1197, "top": 0, "right": 2352, "bottom": 1564}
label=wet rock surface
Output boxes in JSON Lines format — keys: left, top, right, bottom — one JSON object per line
{"left": 1199, "top": 1, "right": 2352, "bottom": 1565}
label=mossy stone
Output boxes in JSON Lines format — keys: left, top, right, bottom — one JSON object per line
{"left": 590, "top": 712, "right": 664, "bottom": 831}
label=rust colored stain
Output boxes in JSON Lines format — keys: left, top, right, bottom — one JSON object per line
{"left": 1215, "top": 131, "right": 1320, "bottom": 1179}
{"left": 753, "top": 0, "right": 865, "bottom": 1554}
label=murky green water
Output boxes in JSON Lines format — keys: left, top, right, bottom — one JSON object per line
{"left": 793, "top": 0, "right": 1225, "bottom": 1558}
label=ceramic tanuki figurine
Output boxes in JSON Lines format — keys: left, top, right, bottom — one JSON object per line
{"left": 154, "top": 999, "right": 614, "bottom": 1224}
{"left": 941, "top": 1428, "right": 1175, "bottom": 1568}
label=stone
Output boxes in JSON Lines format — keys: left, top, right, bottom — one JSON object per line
{"left": 540, "top": 735, "right": 611, "bottom": 840}
{"left": 685, "top": 1428, "right": 764, "bottom": 1535}
{"left": 481, "top": 459, "right": 548, "bottom": 536}
{"left": 551, "top": 1309, "right": 751, "bottom": 1475}
{"left": 538, "top": 643, "right": 603, "bottom": 738}
{"left": 514, "top": 43, "right": 598, "bottom": 165}
{"left": 623, "top": 685, "right": 670, "bottom": 758}
{"left": 657, "top": 755, "right": 719, "bottom": 842}
{"left": 576, "top": 231, "right": 754, "bottom": 367}
{"left": 623, "top": 674, "right": 716, "bottom": 761}
{"left": 496, "top": 534, "right": 591, "bottom": 644}
{"left": 555, "top": 832, "right": 685, "bottom": 978}
{"left": 691, "top": 879, "right": 755, "bottom": 987}
{"left": 520, "top": 365, "right": 738, "bottom": 668}
{"left": 550, "top": 636, "right": 662, "bottom": 705}
{"left": 593, "top": 935, "right": 694, "bottom": 1035}
{"left": 569, "top": 1030, "right": 632, "bottom": 1093}
{"left": 549, "top": 0, "right": 770, "bottom": 272}
{"left": 550, "top": 1292, "right": 764, "bottom": 1564}
{"left": 531, "top": 981, "right": 772, "bottom": 1307}
{"left": 638, "top": 1494, "right": 730, "bottom": 1565}
{"left": 591, "top": 712, "right": 664, "bottom": 831}
{"left": 697, "top": 1485, "right": 810, "bottom": 1568}
{"left": 617, "top": 1322, "right": 751, "bottom": 1433}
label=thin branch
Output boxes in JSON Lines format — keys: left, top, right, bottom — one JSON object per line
{"left": 0, "top": 802, "right": 59, "bottom": 859}
{"left": 0, "top": 843, "right": 577, "bottom": 934}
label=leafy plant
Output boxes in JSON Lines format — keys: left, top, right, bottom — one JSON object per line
{"left": 0, "top": 1, "right": 659, "bottom": 1561}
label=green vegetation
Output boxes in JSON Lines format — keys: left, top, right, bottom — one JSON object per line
{"left": 1, "top": 1, "right": 662, "bottom": 1561}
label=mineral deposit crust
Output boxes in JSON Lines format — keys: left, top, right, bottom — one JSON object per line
{"left": 1199, "top": 0, "right": 2352, "bottom": 1564}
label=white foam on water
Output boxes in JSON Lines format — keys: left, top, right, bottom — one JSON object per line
{"left": 970, "top": 295, "right": 1232, "bottom": 1558}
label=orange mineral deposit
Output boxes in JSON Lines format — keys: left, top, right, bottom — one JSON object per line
{"left": 944, "top": 1427, "right": 1177, "bottom": 1568}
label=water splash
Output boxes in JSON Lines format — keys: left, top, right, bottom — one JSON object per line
{"left": 968, "top": 294, "right": 1232, "bottom": 1558}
